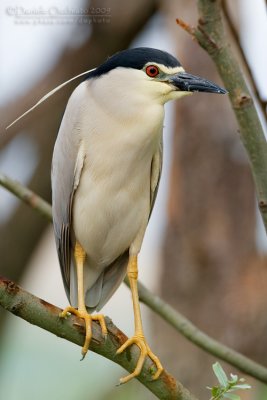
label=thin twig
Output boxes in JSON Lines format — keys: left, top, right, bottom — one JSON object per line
{"left": 176, "top": 19, "right": 196, "bottom": 37}
{"left": 1, "top": 174, "right": 267, "bottom": 384}
{"left": 0, "top": 173, "right": 52, "bottom": 221}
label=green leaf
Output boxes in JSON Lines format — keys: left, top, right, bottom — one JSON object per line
{"left": 223, "top": 393, "right": 240, "bottom": 400}
{"left": 208, "top": 363, "right": 251, "bottom": 400}
{"left": 213, "top": 362, "right": 228, "bottom": 388}
{"left": 232, "top": 384, "right": 251, "bottom": 390}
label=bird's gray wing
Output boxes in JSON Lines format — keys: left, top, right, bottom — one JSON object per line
{"left": 51, "top": 91, "right": 85, "bottom": 297}
{"left": 149, "top": 136, "right": 163, "bottom": 219}
{"left": 86, "top": 251, "right": 129, "bottom": 313}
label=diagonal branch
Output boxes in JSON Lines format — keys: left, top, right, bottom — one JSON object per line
{"left": 1, "top": 173, "right": 267, "bottom": 384}
{"left": 221, "top": 1, "right": 267, "bottom": 118}
{"left": 195, "top": 0, "right": 267, "bottom": 232}
{"left": 0, "top": 173, "right": 52, "bottom": 221}
{"left": 177, "top": 1, "right": 267, "bottom": 234}
{"left": 0, "top": 277, "right": 196, "bottom": 400}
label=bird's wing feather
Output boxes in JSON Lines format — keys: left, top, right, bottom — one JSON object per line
{"left": 149, "top": 137, "right": 163, "bottom": 219}
{"left": 86, "top": 251, "right": 129, "bottom": 313}
{"left": 51, "top": 89, "right": 85, "bottom": 296}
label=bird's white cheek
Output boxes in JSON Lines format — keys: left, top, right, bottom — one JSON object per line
{"left": 167, "top": 91, "right": 193, "bottom": 102}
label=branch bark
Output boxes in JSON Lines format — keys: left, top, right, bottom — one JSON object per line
{"left": 1, "top": 173, "right": 267, "bottom": 385}
{"left": 0, "top": 173, "right": 52, "bottom": 221}
{"left": 222, "top": 1, "right": 267, "bottom": 117}
{"left": 177, "top": 0, "right": 267, "bottom": 233}
{"left": 196, "top": 0, "right": 267, "bottom": 231}
{"left": 0, "top": 277, "right": 197, "bottom": 400}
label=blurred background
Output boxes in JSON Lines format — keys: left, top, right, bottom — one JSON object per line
{"left": 0, "top": 0, "right": 267, "bottom": 399}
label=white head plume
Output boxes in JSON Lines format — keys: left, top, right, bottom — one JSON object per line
{"left": 6, "top": 68, "right": 96, "bottom": 129}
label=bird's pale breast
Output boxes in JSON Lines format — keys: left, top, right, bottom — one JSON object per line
{"left": 73, "top": 129, "right": 157, "bottom": 270}
{"left": 72, "top": 81, "right": 164, "bottom": 271}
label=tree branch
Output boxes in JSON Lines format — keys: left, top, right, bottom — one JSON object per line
{"left": 177, "top": 0, "right": 267, "bottom": 234}
{"left": 221, "top": 0, "right": 267, "bottom": 117}
{"left": 0, "top": 277, "right": 196, "bottom": 400}
{"left": 0, "top": 173, "right": 52, "bottom": 221}
{"left": 196, "top": 0, "right": 267, "bottom": 232}
{"left": 1, "top": 173, "right": 267, "bottom": 385}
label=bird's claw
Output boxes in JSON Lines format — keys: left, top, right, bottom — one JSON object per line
{"left": 59, "top": 307, "right": 107, "bottom": 358}
{"left": 116, "top": 334, "right": 163, "bottom": 384}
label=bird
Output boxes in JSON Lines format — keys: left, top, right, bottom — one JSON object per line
{"left": 51, "top": 47, "right": 227, "bottom": 384}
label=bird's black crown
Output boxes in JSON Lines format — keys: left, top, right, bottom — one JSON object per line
{"left": 87, "top": 47, "right": 181, "bottom": 79}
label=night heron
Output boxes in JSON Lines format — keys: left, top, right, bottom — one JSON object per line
{"left": 51, "top": 47, "right": 227, "bottom": 383}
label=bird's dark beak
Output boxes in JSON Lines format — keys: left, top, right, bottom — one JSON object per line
{"left": 170, "top": 72, "right": 227, "bottom": 94}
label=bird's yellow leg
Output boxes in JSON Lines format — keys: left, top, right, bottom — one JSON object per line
{"left": 60, "top": 242, "right": 107, "bottom": 358}
{"left": 116, "top": 255, "right": 163, "bottom": 384}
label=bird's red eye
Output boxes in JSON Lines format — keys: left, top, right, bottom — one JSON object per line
{"left": 146, "top": 65, "right": 159, "bottom": 77}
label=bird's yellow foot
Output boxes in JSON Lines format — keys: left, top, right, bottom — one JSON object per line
{"left": 116, "top": 334, "right": 163, "bottom": 384}
{"left": 60, "top": 306, "right": 107, "bottom": 358}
